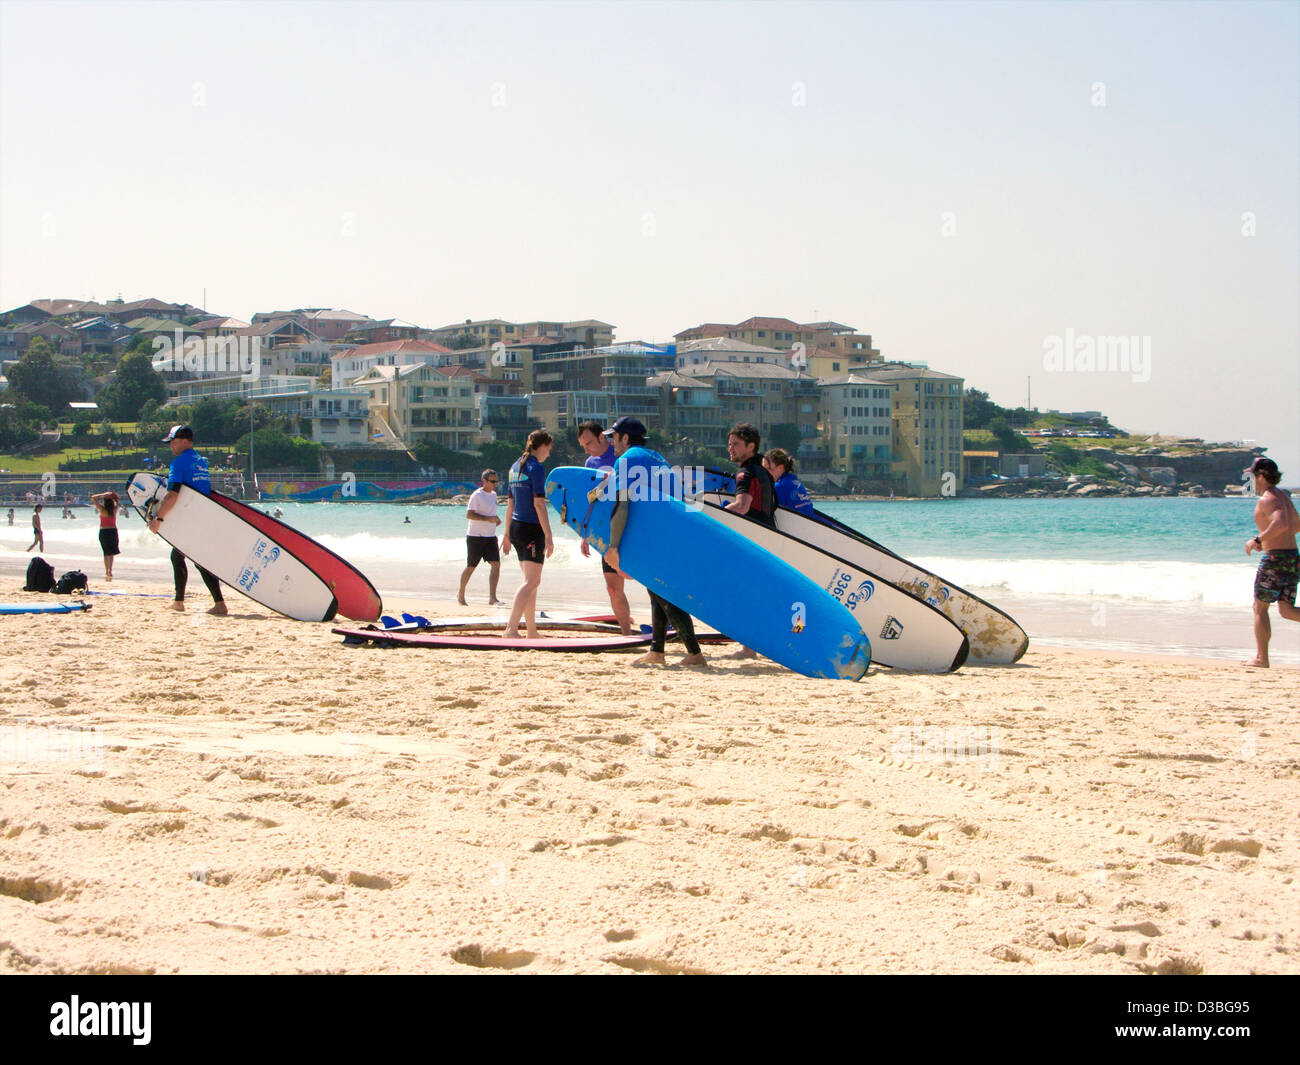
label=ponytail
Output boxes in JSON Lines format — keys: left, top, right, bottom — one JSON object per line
{"left": 765, "top": 447, "right": 795, "bottom": 475}
{"left": 518, "top": 429, "right": 553, "bottom": 469}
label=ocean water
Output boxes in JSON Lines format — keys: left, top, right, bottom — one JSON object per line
{"left": 2, "top": 494, "right": 1295, "bottom": 666}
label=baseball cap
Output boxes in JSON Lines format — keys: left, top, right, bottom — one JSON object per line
{"left": 603, "top": 416, "right": 647, "bottom": 441}
{"left": 1247, "top": 456, "right": 1279, "bottom": 477}
{"left": 162, "top": 425, "right": 194, "bottom": 442}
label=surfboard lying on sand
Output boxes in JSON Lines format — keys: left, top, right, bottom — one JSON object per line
{"left": 697, "top": 472, "right": 1028, "bottom": 664}
{"left": 697, "top": 500, "right": 968, "bottom": 672}
{"left": 546, "top": 466, "right": 871, "bottom": 680}
{"left": 126, "top": 472, "right": 364, "bottom": 623}
{"left": 333, "top": 623, "right": 654, "bottom": 651}
{"left": 0, "top": 601, "right": 91, "bottom": 615}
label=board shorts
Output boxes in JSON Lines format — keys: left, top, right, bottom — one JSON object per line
{"left": 466, "top": 535, "right": 500, "bottom": 566}
{"left": 1255, "top": 549, "right": 1299, "bottom": 605}
{"left": 509, "top": 520, "right": 546, "bottom": 564}
{"left": 98, "top": 527, "right": 120, "bottom": 557}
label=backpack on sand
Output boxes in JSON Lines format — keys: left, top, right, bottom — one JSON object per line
{"left": 55, "top": 570, "right": 89, "bottom": 595}
{"left": 24, "top": 556, "right": 55, "bottom": 593}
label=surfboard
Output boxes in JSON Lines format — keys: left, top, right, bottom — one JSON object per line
{"left": 695, "top": 499, "right": 968, "bottom": 672}
{"left": 209, "top": 495, "right": 381, "bottom": 620}
{"left": 698, "top": 471, "right": 1028, "bottom": 664}
{"left": 333, "top": 624, "right": 654, "bottom": 651}
{"left": 0, "top": 601, "right": 91, "bottom": 614}
{"left": 126, "top": 472, "right": 340, "bottom": 622}
{"left": 546, "top": 466, "right": 871, "bottom": 680}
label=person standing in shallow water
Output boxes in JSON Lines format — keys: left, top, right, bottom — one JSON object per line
{"left": 1244, "top": 456, "right": 1300, "bottom": 668}
{"left": 26, "top": 504, "right": 43, "bottom": 552}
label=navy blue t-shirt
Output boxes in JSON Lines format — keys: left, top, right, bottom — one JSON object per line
{"left": 508, "top": 455, "right": 546, "bottom": 524}
{"left": 167, "top": 448, "right": 212, "bottom": 496}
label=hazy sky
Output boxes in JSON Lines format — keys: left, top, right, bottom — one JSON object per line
{"left": 2, "top": 0, "right": 1296, "bottom": 475}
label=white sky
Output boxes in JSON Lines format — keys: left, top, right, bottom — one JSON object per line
{"left": 2, "top": 0, "right": 1296, "bottom": 475}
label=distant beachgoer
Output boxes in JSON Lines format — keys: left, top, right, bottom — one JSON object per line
{"left": 763, "top": 447, "right": 815, "bottom": 517}
{"left": 601, "top": 417, "right": 704, "bottom": 668}
{"left": 27, "top": 504, "right": 43, "bottom": 552}
{"left": 273, "top": 507, "right": 283, "bottom": 519}
{"left": 1244, "top": 457, "right": 1300, "bottom": 668}
{"left": 91, "top": 490, "right": 121, "bottom": 581}
{"left": 502, "top": 429, "right": 554, "bottom": 639}
{"left": 403, "top": 516, "right": 411, "bottom": 524}
{"left": 6, "top": 508, "right": 13, "bottom": 526}
{"left": 459, "top": 469, "right": 502, "bottom": 606}
{"left": 577, "top": 419, "right": 634, "bottom": 634}
{"left": 149, "top": 425, "right": 227, "bottom": 615}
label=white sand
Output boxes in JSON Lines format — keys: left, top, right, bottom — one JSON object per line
{"left": 1, "top": 579, "right": 1297, "bottom": 974}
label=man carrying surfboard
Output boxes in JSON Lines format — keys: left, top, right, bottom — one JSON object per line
{"left": 577, "top": 420, "right": 635, "bottom": 635}
{"left": 724, "top": 424, "right": 777, "bottom": 659}
{"left": 601, "top": 417, "right": 705, "bottom": 668}
{"left": 149, "top": 425, "right": 227, "bottom": 616}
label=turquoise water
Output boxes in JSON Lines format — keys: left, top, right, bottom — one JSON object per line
{"left": 3, "top": 493, "right": 1295, "bottom": 664}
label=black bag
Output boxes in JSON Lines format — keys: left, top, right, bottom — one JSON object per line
{"left": 55, "top": 570, "right": 88, "bottom": 595}
{"left": 24, "top": 556, "right": 56, "bottom": 593}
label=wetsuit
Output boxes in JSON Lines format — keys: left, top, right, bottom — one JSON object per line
{"left": 586, "top": 444, "right": 618, "bottom": 574}
{"left": 735, "top": 456, "right": 777, "bottom": 527}
{"left": 610, "top": 444, "right": 700, "bottom": 654}
{"left": 167, "top": 448, "right": 224, "bottom": 604}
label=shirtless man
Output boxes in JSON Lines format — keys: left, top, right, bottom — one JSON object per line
{"left": 1244, "top": 457, "right": 1300, "bottom": 668}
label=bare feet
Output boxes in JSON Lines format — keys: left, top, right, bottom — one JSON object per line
{"left": 1243, "top": 657, "right": 1269, "bottom": 668}
{"left": 456, "top": 597, "right": 468, "bottom": 606}
{"left": 208, "top": 603, "right": 228, "bottom": 616}
{"left": 632, "top": 651, "right": 666, "bottom": 667}
{"left": 489, "top": 598, "right": 502, "bottom": 606}
{"left": 502, "top": 630, "right": 520, "bottom": 639}
{"left": 678, "top": 653, "right": 707, "bottom": 667}
{"left": 726, "top": 647, "right": 759, "bottom": 660}
{"left": 167, "top": 600, "right": 185, "bottom": 612}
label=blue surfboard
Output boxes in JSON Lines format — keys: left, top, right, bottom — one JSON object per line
{"left": 546, "top": 466, "right": 870, "bottom": 680}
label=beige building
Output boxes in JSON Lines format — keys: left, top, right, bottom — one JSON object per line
{"left": 674, "top": 317, "right": 880, "bottom": 371}
{"left": 674, "top": 361, "right": 820, "bottom": 458}
{"left": 863, "top": 365, "right": 965, "bottom": 496}
{"left": 818, "top": 374, "right": 895, "bottom": 480}
{"left": 352, "top": 363, "right": 479, "bottom": 452}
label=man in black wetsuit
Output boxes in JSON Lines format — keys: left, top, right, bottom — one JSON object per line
{"left": 724, "top": 422, "right": 776, "bottom": 528}
{"left": 723, "top": 423, "right": 776, "bottom": 659}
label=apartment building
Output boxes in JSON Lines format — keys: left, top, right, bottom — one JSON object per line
{"left": 532, "top": 342, "right": 674, "bottom": 421}
{"left": 352, "top": 363, "right": 479, "bottom": 452}
{"left": 674, "top": 361, "right": 820, "bottom": 456}
{"left": 528, "top": 390, "right": 611, "bottom": 433}
{"left": 674, "top": 336, "right": 784, "bottom": 368}
{"left": 330, "top": 339, "right": 452, "bottom": 389}
{"left": 865, "top": 365, "right": 965, "bottom": 496}
{"left": 818, "top": 373, "right": 894, "bottom": 480}
{"left": 647, "top": 370, "right": 726, "bottom": 451}
{"left": 673, "top": 317, "right": 879, "bottom": 369}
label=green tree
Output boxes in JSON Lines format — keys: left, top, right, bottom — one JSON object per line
{"left": 189, "top": 397, "right": 230, "bottom": 443}
{"left": 99, "top": 350, "right": 166, "bottom": 420}
{"left": 0, "top": 404, "right": 38, "bottom": 450}
{"left": 135, "top": 399, "right": 174, "bottom": 445}
{"left": 448, "top": 332, "right": 480, "bottom": 351}
{"left": 479, "top": 439, "right": 527, "bottom": 474}
{"left": 963, "top": 388, "right": 998, "bottom": 430}
{"left": 6, "top": 338, "right": 82, "bottom": 412}
{"left": 235, "top": 429, "right": 322, "bottom": 469}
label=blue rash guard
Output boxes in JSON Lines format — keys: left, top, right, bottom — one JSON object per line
{"left": 508, "top": 454, "right": 546, "bottom": 524}
{"left": 167, "top": 448, "right": 212, "bottom": 496}
{"left": 614, "top": 445, "right": 676, "bottom": 501}
{"left": 774, "top": 472, "right": 815, "bottom": 516}
{"left": 585, "top": 444, "right": 617, "bottom": 471}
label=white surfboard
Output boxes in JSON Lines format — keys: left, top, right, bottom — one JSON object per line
{"left": 698, "top": 499, "right": 969, "bottom": 672}
{"left": 126, "top": 472, "right": 338, "bottom": 622}
{"left": 701, "top": 491, "right": 1028, "bottom": 664}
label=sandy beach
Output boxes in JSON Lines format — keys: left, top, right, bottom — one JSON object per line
{"left": 2, "top": 576, "right": 1296, "bottom": 975}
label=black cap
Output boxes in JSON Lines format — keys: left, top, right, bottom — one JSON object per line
{"left": 603, "top": 416, "right": 647, "bottom": 441}
{"left": 1248, "top": 456, "right": 1279, "bottom": 477}
{"left": 162, "top": 424, "right": 194, "bottom": 442}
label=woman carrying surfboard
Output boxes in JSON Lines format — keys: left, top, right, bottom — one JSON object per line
{"left": 501, "top": 430, "right": 554, "bottom": 639}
